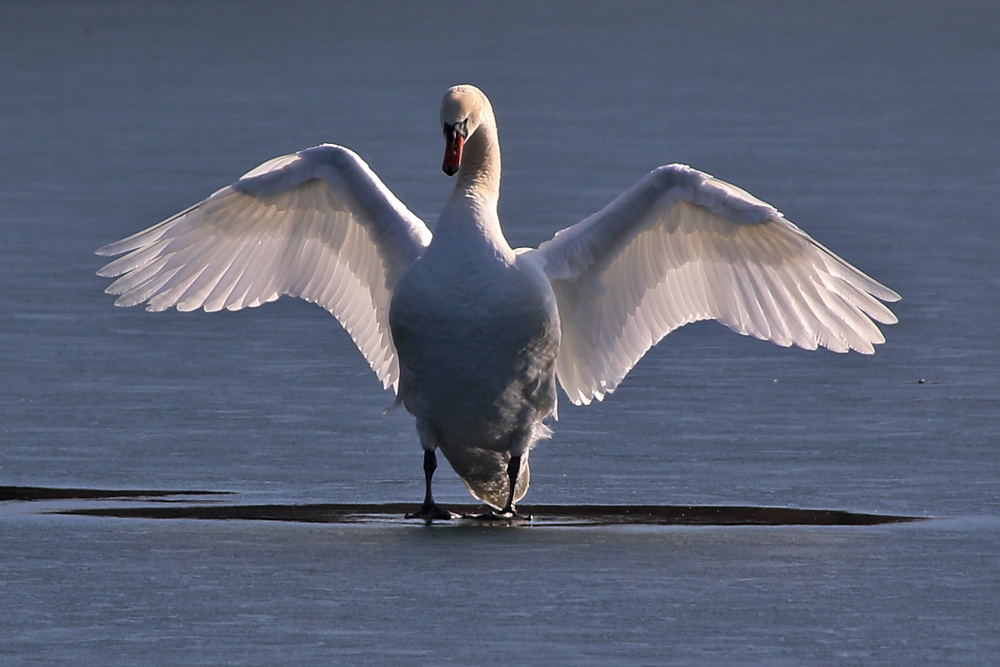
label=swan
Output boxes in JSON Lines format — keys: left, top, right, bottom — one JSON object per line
{"left": 97, "top": 84, "right": 899, "bottom": 521}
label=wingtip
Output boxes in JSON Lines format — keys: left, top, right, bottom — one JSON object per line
{"left": 95, "top": 241, "right": 124, "bottom": 258}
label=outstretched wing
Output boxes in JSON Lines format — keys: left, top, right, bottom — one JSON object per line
{"left": 533, "top": 164, "right": 900, "bottom": 406}
{"left": 97, "top": 144, "right": 432, "bottom": 391}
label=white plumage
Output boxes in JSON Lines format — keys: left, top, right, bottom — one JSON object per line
{"left": 536, "top": 164, "right": 898, "bottom": 405}
{"left": 98, "top": 85, "right": 898, "bottom": 519}
{"left": 99, "top": 145, "right": 430, "bottom": 391}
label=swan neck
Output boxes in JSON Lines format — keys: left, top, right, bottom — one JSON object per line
{"left": 437, "top": 95, "right": 510, "bottom": 256}
{"left": 454, "top": 113, "right": 501, "bottom": 202}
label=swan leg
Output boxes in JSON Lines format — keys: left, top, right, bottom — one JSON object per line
{"left": 405, "top": 449, "right": 456, "bottom": 523}
{"left": 500, "top": 454, "right": 522, "bottom": 514}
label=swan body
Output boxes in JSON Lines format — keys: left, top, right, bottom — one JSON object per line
{"left": 97, "top": 84, "right": 899, "bottom": 519}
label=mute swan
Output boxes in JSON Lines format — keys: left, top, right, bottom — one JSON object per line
{"left": 97, "top": 84, "right": 899, "bottom": 521}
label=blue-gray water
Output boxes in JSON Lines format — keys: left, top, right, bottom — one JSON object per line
{"left": 2, "top": 1, "right": 998, "bottom": 664}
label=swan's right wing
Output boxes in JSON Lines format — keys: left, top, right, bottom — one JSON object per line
{"left": 535, "top": 164, "right": 899, "bottom": 406}
{"left": 97, "top": 144, "right": 432, "bottom": 391}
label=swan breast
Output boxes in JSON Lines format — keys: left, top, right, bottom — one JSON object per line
{"left": 389, "top": 248, "right": 559, "bottom": 451}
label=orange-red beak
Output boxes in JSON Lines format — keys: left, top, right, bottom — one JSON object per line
{"left": 443, "top": 134, "right": 464, "bottom": 176}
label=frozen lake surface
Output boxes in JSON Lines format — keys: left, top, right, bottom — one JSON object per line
{"left": 2, "top": 1, "right": 999, "bottom": 664}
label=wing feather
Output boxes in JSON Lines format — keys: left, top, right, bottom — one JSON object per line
{"left": 97, "top": 144, "right": 432, "bottom": 390}
{"left": 535, "top": 164, "right": 899, "bottom": 405}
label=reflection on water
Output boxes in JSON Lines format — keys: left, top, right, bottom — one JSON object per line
{"left": 63, "top": 500, "right": 923, "bottom": 527}
{"left": 2, "top": 486, "right": 920, "bottom": 526}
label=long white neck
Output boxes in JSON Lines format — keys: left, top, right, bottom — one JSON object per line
{"left": 437, "top": 105, "right": 512, "bottom": 258}
{"left": 452, "top": 111, "right": 501, "bottom": 205}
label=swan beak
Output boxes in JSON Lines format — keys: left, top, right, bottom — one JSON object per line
{"left": 442, "top": 121, "right": 466, "bottom": 176}
{"left": 443, "top": 133, "right": 464, "bottom": 176}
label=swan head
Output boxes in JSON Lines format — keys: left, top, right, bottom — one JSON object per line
{"left": 440, "top": 85, "right": 491, "bottom": 176}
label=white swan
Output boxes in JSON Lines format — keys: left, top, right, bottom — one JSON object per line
{"left": 97, "top": 84, "right": 899, "bottom": 520}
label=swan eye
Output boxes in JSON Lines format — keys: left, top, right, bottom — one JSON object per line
{"left": 443, "top": 119, "right": 468, "bottom": 141}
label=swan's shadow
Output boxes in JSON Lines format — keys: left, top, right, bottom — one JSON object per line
{"left": 3, "top": 486, "right": 923, "bottom": 527}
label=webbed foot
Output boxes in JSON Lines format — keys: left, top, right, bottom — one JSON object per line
{"left": 405, "top": 502, "right": 457, "bottom": 523}
{"left": 406, "top": 449, "right": 456, "bottom": 523}
{"left": 461, "top": 508, "right": 532, "bottom": 523}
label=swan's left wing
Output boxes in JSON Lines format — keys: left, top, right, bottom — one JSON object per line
{"left": 533, "top": 164, "right": 900, "bottom": 406}
{"left": 97, "top": 144, "right": 432, "bottom": 391}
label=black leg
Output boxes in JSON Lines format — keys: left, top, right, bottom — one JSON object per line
{"left": 500, "top": 454, "right": 521, "bottom": 515}
{"left": 405, "top": 450, "right": 455, "bottom": 523}
{"left": 421, "top": 448, "right": 437, "bottom": 505}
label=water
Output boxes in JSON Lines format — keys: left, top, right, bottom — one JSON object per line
{"left": 2, "top": 1, "right": 999, "bottom": 664}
